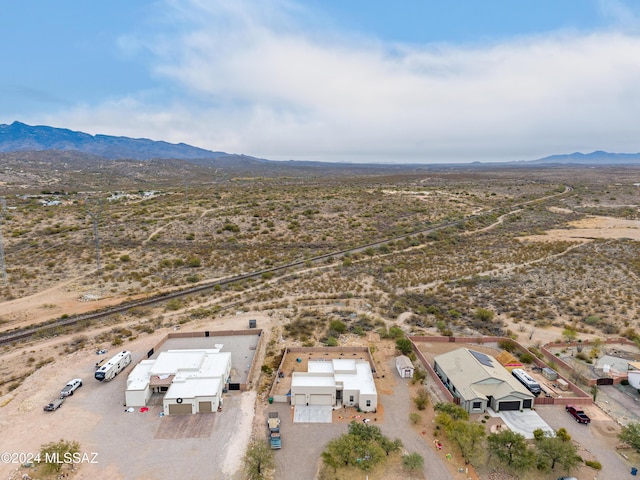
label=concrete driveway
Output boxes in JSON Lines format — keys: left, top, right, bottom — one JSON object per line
{"left": 489, "top": 408, "right": 554, "bottom": 439}
{"left": 293, "top": 405, "right": 332, "bottom": 423}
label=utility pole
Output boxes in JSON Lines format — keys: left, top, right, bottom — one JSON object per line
{"left": 0, "top": 198, "right": 7, "bottom": 285}
{"left": 85, "top": 197, "right": 103, "bottom": 275}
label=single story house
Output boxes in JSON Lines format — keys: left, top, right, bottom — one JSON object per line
{"left": 434, "top": 348, "right": 534, "bottom": 414}
{"left": 291, "top": 359, "right": 377, "bottom": 412}
{"left": 126, "top": 348, "right": 231, "bottom": 415}
{"left": 395, "top": 355, "right": 415, "bottom": 378}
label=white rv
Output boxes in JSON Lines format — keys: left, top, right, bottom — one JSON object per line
{"left": 95, "top": 350, "right": 132, "bottom": 382}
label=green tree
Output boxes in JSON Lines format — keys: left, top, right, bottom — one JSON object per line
{"left": 38, "top": 439, "right": 80, "bottom": 474}
{"left": 243, "top": 438, "right": 275, "bottom": 480}
{"left": 380, "top": 437, "right": 403, "bottom": 456}
{"left": 487, "top": 430, "right": 535, "bottom": 471}
{"left": 448, "top": 421, "right": 486, "bottom": 464}
{"left": 562, "top": 327, "right": 577, "bottom": 342}
{"left": 396, "top": 337, "right": 413, "bottom": 355}
{"left": 434, "top": 402, "right": 470, "bottom": 421}
{"left": 535, "top": 433, "right": 580, "bottom": 471}
{"left": 402, "top": 452, "right": 424, "bottom": 472}
{"left": 619, "top": 422, "right": 640, "bottom": 451}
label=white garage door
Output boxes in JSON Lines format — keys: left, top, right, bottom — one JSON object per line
{"left": 294, "top": 394, "right": 306, "bottom": 406}
{"left": 309, "top": 394, "right": 332, "bottom": 406}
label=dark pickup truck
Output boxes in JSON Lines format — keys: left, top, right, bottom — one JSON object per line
{"left": 566, "top": 405, "right": 590, "bottom": 424}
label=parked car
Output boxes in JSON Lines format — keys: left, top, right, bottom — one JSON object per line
{"left": 557, "top": 477, "right": 578, "bottom": 480}
{"left": 44, "top": 398, "right": 64, "bottom": 411}
{"left": 60, "top": 378, "right": 83, "bottom": 397}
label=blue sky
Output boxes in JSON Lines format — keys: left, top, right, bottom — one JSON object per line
{"left": 1, "top": 0, "right": 640, "bottom": 163}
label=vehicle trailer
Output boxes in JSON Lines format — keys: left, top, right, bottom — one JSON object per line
{"left": 268, "top": 412, "right": 281, "bottom": 449}
{"left": 44, "top": 398, "right": 64, "bottom": 411}
{"left": 95, "top": 350, "right": 132, "bottom": 381}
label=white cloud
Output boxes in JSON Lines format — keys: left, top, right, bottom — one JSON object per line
{"left": 51, "top": 0, "right": 640, "bottom": 163}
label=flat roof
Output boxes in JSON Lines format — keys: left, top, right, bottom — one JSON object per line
{"left": 292, "top": 359, "right": 376, "bottom": 395}
{"left": 291, "top": 373, "right": 336, "bottom": 387}
{"left": 127, "top": 360, "right": 155, "bottom": 391}
{"left": 337, "top": 361, "right": 376, "bottom": 395}
{"left": 165, "top": 377, "right": 222, "bottom": 400}
{"left": 150, "top": 349, "right": 220, "bottom": 376}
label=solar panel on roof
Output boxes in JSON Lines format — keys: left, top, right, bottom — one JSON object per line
{"left": 470, "top": 350, "right": 493, "bottom": 367}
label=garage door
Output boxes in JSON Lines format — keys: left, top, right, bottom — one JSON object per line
{"left": 522, "top": 399, "right": 532, "bottom": 409}
{"left": 498, "top": 401, "right": 520, "bottom": 411}
{"left": 294, "top": 394, "right": 306, "bottom": 406}
{"left": 168, "top": 403, "right": 192, "bottom": 415}
{"left": 309, "top": 394, "right": 332, "bottom": 406}
{"left": 198, "top": 401, "right": 212, "bottom": 413}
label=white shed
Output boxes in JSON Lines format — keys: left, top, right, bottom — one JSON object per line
{"left": 396, "top": 355, "right": 414, "bottom": 378}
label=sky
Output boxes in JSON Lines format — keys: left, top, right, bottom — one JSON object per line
{"left": 1, "top": 0, "right": 640, "bottom": 163}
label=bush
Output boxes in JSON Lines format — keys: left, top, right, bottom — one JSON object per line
{"left": 585, "top": 460, "right": 602, "bottom": 470}
{"left": 409, "top": 412, "right": 421, "bottom": 425}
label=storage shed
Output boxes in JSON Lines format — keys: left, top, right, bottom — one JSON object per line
{"left": 542, "top": 367, "right": 558, "bottom": 381}
{"left": 395, "top": 355, "right": 415, "bottom": 378}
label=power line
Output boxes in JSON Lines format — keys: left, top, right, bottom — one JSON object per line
{"left": 85, "top": 197, "right": 103, "bottom": 275}
{"left": 0, "top": 198, "right": 7, "bottom": 284}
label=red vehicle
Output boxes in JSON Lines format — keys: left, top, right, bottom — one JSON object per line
{"left": 565, "top": 405, "right": 590, "bottom": 424}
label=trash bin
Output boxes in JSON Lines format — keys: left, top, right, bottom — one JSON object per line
{"left": 632, "top": 467, "right": 637, "bottom": 476}
{"left": 268, "top": 397, "right": 273, "bottom": 404}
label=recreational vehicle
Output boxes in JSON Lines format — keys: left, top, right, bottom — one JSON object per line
{"left": 95, "top": 350, "right": 132, "bottom": 382}
{"left": 511, "top": 368, "right": 541, "bottom": 396}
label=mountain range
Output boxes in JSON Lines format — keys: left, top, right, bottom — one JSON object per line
{"left": 1, "top": 121, "right": 640, "bottom": 166}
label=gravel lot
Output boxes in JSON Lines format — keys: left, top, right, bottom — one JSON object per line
{"left": 535, "top": 403, "right": 631, "bottom": 478}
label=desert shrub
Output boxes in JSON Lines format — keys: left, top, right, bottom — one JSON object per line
{"left": 585, "top": 460, "right": 602, "bottom": 470}
{"left": 409, "top": 412, "right": 421, "bottom": 425}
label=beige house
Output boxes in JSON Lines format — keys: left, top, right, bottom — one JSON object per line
{"left": 434, "top": 348, "right": 534, "bottom": 414}
{"left": 291, "top": 359, "right": 377, "bottom": 412}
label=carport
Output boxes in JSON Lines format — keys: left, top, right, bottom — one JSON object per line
{"left": 294, "top": 405, "right": 332, "bottom": 423}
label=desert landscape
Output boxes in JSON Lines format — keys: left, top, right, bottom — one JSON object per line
{"left": 1, "top": 163, "right": 640, "bottom": 479}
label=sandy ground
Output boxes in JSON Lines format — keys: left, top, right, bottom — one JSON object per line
{"left": 0, "top": 312, "right": 272, "bottom": 480}
{"left": 1, "top": 212, "right": 639, "bottom": 479}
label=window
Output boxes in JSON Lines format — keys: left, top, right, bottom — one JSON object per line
{"left": 349, "top": 395, "right": 354, "bottom": 403}
{"left": 472, "top": 401, "right": 482, "bottom": 409}
{"left": 366, "top": 400, "right": 371, "bottom": 407}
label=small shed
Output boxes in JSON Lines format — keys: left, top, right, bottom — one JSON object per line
{"left": 395, "top": 355, "right": 414, "bottom": 378}
{"left": 557, "top": 378, "right": 569, "bottom": 391}
{"left": 542, "top": 367, "right": 558, "bottom": 381}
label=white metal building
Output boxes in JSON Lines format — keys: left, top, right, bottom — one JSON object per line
{"left": 125, "top": 348, "right": 231, "bottom": 415}
{"left": 291, "top": 359, "right": 377, "bottom": 412}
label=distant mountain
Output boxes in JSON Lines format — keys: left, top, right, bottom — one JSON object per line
{"left": 526, "top": 150, "right": 640, "bottom": 166}
{"left": 2, "top": 121, "right": 640, "bottom": 167}
{"left": 0, "top": 121, "right": 231, "bottom": 161}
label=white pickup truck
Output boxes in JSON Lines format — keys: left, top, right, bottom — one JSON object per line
{"left": 60, "top": 378, "right": 83, "bottom": 397}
